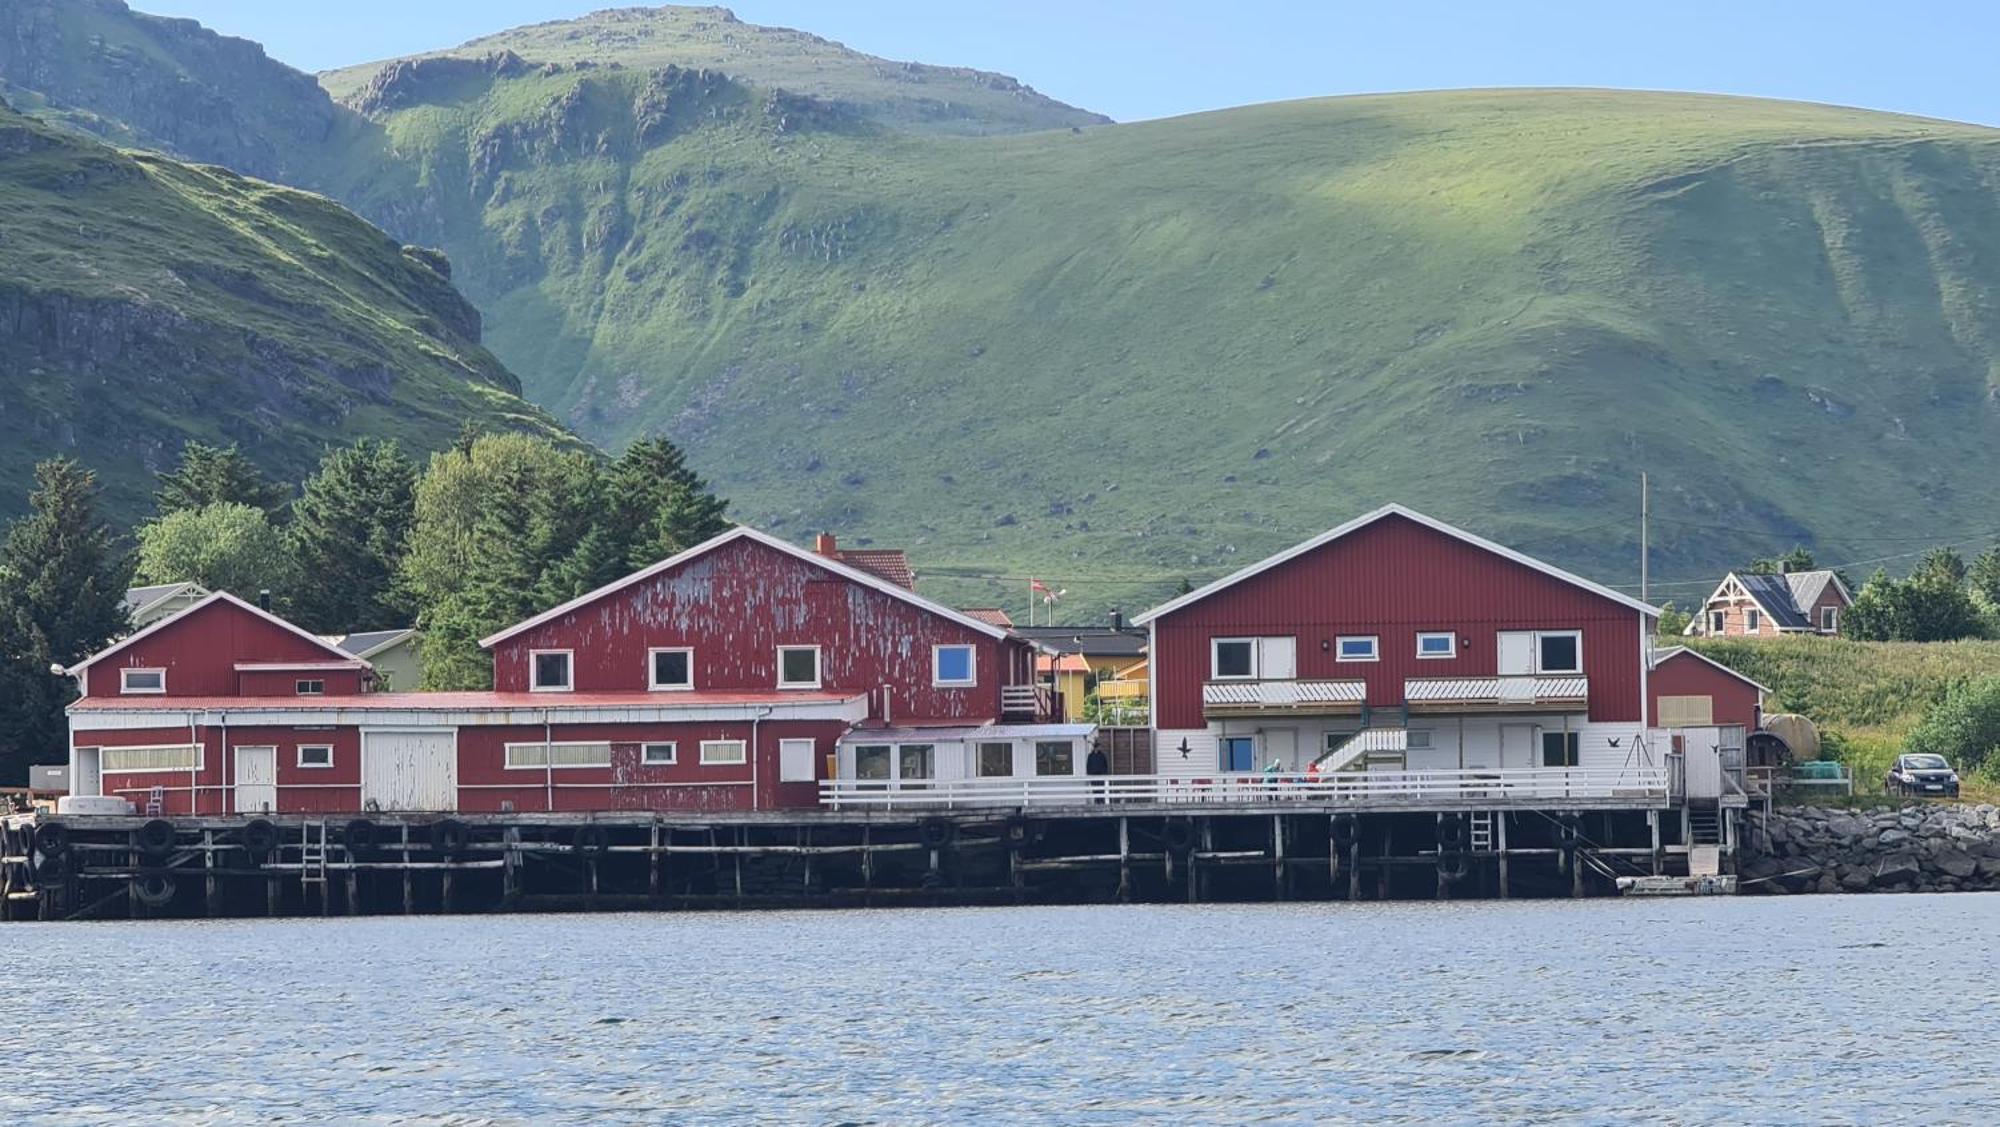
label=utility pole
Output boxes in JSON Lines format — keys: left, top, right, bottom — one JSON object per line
{"left": 1640, "top": 471, "right": 1650, "bottom": 605}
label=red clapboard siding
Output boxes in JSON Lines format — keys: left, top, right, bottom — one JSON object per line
{"left": 455, "top": 720, "right": 849, "bottom": 813}
{"left": 86, "top": 599, "right": 350, "bottom": 699}
{"left": 490, "top": 536, "right": 1007, "bottom": 724}
{"left": 1649, "top": 653, "right": 1762, "bottom": 730}
{"left": 1152, "top": 513, "right": 1645, "bottom": 729}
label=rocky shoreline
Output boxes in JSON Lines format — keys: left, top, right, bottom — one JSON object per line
{"left": 1743, "top": 803, "right": 2000, "bottom": 894}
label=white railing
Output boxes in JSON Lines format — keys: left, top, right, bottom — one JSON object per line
{"left": 1000, "top": 684, "right": 1052, "bottom": 717}
{"left": 819, "top": 766, "right": 1670, "bottom": 810}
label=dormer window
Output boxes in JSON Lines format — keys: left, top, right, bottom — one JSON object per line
{"left": 530, "top": 649, "right": 574, "bottom": 692}
{"left": 296, "top": 679, "right": 325, "bottom": 696}
{"left": 121, "top": 668, "right": 166, "bottom": 695}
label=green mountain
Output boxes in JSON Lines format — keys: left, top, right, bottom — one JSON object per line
{"left": 0, "top": 100, "right": 569, "bottom": 523}
{"left": 9, "top": 2, "right": 2000, "bottom": 615}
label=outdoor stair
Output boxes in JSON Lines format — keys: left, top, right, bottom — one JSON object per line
{"left": 299, "top": 821, "right": 329, "bottom": 886}
{"left": 1687, "top": 803, "right": 1723, "bottom": 847}
{"left": 1469, "top": 810, "right": 1495, "bottom": 852}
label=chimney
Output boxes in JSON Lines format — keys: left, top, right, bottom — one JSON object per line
{"left": 1109, "top": 608, "right": 1124, "bottom": 632}
{"left": 258, "top": 588, "right": 272, "bottom": 612}
{"left": 814, "top": 532, "right": 837, "bottom": 556}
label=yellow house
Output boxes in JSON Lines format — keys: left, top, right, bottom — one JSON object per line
{"left": 1021, "top": 626, "right": 1149, "bottom": 723}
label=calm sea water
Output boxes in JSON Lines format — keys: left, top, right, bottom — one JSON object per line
{"left": 5, "top": 896, "right": 1997, "bottom": 1124}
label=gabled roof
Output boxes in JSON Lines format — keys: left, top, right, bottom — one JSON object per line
{"left": 66, "top": 590, "right": 366, "bottom": 677}
{"left": 121, "top": 581, "right": 207, "bottom": 618}
{"left": 961, "top": 607, "right": 1016, "bottom": 628}
{"left": 1733, "top": 573, "right": 1811, "bottom": 630}
{"left": 479, "top": 525, "right": 1012, "bottom": 648}
{"left": 1132, "top": 504, "right": 1659, "bottom": 626}
{"left": 1014, "top": 625, "right": 1149, "bottom": 658}
{"left": 1783, "top": 569, "right": 1851, "bottom": 611}
{"left": 1650, "top": 645, "right": 1773, "bottom": 695}
{"left": 324, "top": 628, "right": 418, "bottom": 660}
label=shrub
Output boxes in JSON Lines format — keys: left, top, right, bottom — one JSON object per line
{"left": 1904, "top": 677, "right": 2000, "bottom": 772}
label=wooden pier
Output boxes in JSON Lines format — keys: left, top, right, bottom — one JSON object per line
{"left": 1, "top": 791, "right": 1730, "bottom": 921}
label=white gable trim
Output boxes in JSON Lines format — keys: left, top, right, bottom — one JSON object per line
{"left": 127, "top": 581, "right": 208, "bottom": 620}
{"left": 1649, "top": 645, "right": 1773, "bottom": 696}
{"left": 1700, "top": 571, "right": 1792, "bottom": 631}
{"left": 478, "top": 525, "right": 1011, "bottom": 649}
{"left": 348, "top": 629, "right": 418, "bottom": 661}
{"left": 67, "top": 591, "right": 368, "bottom": 677}
{"left": 1132, "top": 504, "right": 1658, "bottom": 626}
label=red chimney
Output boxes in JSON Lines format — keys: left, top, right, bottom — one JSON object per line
{"left": 815, "top": 532, "right": 837, "bottom": 556}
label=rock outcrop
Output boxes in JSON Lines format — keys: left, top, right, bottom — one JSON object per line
{"left": 1742, "top": 803, "right": 2000, "bottom": 894}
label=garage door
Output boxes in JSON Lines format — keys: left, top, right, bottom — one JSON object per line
{"left": 362, "top": 730, "right": 458, "bottom": 811}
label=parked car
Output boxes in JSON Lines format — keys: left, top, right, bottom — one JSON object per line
{"left": 1884, "top": 754, "right": 1960, "bottom": 798}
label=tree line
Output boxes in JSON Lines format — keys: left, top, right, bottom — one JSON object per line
{"left": 0, "top": 432, "right": 729, "bottom": 782}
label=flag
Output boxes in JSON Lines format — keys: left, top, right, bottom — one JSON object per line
{"left": 1030, "top": 579, "right": 1050, "bottom": 594}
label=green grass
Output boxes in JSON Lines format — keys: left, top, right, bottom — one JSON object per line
{"left": 1688, "top": 636, "right": 2000, "bottom": 800}
{"left": 0, "top": 105, "right": 572, "bottom": 523}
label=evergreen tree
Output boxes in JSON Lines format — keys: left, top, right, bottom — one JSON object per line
{"left": 1969, "top": 548, "right": 2000, "bottom": 608}
{"left": 1844, "top": 567, "right": 1982, "bottom": 642}
{"left": 1748, "top": 546, "right": 1816, "bottom": 575}
{"left": 1914, "top": 546, "right": 1968, "bottom": 587}
{"left": 154, "top": 440, "right": 290, "bottom": 516}
{"left": 135, "top": 502, "right": 297, "bottom": 600}
{"left": 602, "top": 437, "right": 731, "bottom": 569}
{"left": 286, "top": 439, "right": 419, "bottom": 632}
{"left": 0, "top": 459, "right": 132, "bottom": 782}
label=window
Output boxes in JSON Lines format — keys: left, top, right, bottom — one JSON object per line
{"left": 701, "top": 739, "right": 748, "bottom": 765}
{"left": 1820, "top": 606, "right": 1839, "bottom": 633}
{"left": 778, "top": 738, "right": 817, "bottom": 783}
{"left": 505, "top": 742, "right": 612, "bottom": 769}
{"left": 648, "top": 648, "right": 694, "bottom": 691}
{"left": 1406, "top": 729, "right": 1434, "bottom": 750}
{"left": 297, "top": 744, "right": 334, "bottom": 768}
{"left": 296, "top": 679, "right": 325, "bottom": 696}
{"left": 530, "top": 650, "right": 573, "bottom": 692}
{"left": 898, "top": 744, "right": 935, "bottom": 780}
{"left": 1541, "top": 731, "right": 1580, "bottom": 768}
{"left": 1744, "top": 609, "right": 1762, "bottom": 633}
{"left": 1657, "top": 696, "right": 1715, "bottom": 728}
{"left": 1035, "top": 740, "right": 1075, "bottom": 776}
{"left": 853, "top": 744, "right": 892, "bottom": 781}
{"left": 777, "top": 645, "right": 821, "bottom": 689}
{"left": 976, "top": 741, "right": 1014, "bottom": 777}
{"left": 1222, "top": 736, "right": 1257, "bottom": 772}
{"left": 1336, "top": 636, "right": 1379, "bottom": 663}
{"left": 1709, "top": 610, "right": 1725, "bottom": 634}
{"left": 101, "top": 744, "right": 200, "bottom": 773}
{"left": 1536, "top": 631, "right": 1581, "bottom": 674}
{"left": 1416, "top": 633, "right": 1456, "bottom": 659}
{"left": 641, "top": 742, "right": 677, "bottom": 766}
{"left": 933, "top": 644, "right": 977, "bottom": 687}
{"left": 1212, "top": 638, "right": 1256, "bottom": 680}
{"left": 120, "top": 668, "right": 166, "bottom": 695}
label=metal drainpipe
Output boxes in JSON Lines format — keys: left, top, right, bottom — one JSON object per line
{"left": 750, "top": 706, "right": 773, "bottom": 810}
{"left": 219, "top": 712, "right": 229, "bottom": 815}
{"left": 543, "top": 708, "right": 554, "bottom": 813}
{"left": 188, "top": 711, "right": 198, "bottom": 816}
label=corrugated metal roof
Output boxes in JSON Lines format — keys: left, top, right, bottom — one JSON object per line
{"left": 1014, "top": 626, "right": 1149, "bottom": 658}
{"left": 1202, "top": 680, "right": 1367, "bottom": 708}
{"left": 1404, "top": 676, "right": 1589, "bottom": 703}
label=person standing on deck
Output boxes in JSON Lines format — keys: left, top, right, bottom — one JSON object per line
{"left": 1087, "top": 745, "right": 1109, "bottom": 804}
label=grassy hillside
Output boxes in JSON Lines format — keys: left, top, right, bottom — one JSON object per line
{"left": 11, "top": 5, "right": 2000, "bottom": 618}
{"left": 1689, "top": 637, "right": 2000, "bottom": 794}
{"left": 0, "top": 103, "right": 570, "bottom": 523}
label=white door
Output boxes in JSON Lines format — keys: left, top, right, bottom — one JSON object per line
{"left": 1264, "top": 728, "right": 1300, "bottom": 771}
{"left": 1497, "top": 632, "right": 1534, "bottom": 676}
{"left": 1499, "top": 724, "right": 1537, "bottom": 770}
{"left": 234, "top": 746, "right": 277, "bottom": 813}
{"left": 362, "top": 730, "right": 458, "bottom": 811}
{"left": 73, "top": 747, "right": 102, "bottom": 797}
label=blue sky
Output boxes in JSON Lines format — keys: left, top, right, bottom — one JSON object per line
{"left": 147, "top": 1, "right": 2000, "bottom": 126}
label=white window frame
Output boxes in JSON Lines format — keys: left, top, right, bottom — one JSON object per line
{"left": 1744, "top": 609, "right": 1762, "bottom": 633}
{"left": 296, "top": 679, "right": 326, "bottom": 696}
{"left": 975, "top": 741, "right": 1016, "bottom": 778}
{"left": 1820, "top": 606, "right": 1839, "bottom": 632}
{"left": 1415, "top": 632, "right": 1456, "bottom": 660}
{"left": 101, "top": 744, "right": 202, "bottom": 773}
{"left": 528, "top": 648, "right": 574, "bottom": 693}
{"left": 778, "top": 738, "right": 817, "bottom": 782}
{"left": 776, "top": 645, "right": 822, "bottom": 690}
{"left": 1210, "top": 637, "right": 1258, "bottom": 680}
{"left": 504, "top": 741, "right": 612, "bottom": 769}
{"left": 1406, "top": 729, "right": 1435, "bottom": 750}
{"left": 297, "top": 744, "right": 334, "bottom": 769}
{"left": 641, "top": 741, "right": 678, "bottom": 766}
{"left": 1335, "top": 635, "right": 1379, "bottom": 663}
{"left": 120, "top": 667, "right": 167, "bottom": 695}
{"left": 1709, "top": 609, "right": 1725, "bottom": 634}
{"left": 1534, "top": 630, "right": 1583, "bottom": 674}
{"left": 932, "top": 644, "right": 978, "bottom": 688}
{"left": 647, "top": 647, "right": 695, "bottom": 692}
{"left": 701, "top": 739, "right": 749, "bottom": 765}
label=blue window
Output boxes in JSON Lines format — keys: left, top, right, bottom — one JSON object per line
{"left": 1336, "top": 636, "right": 1379, "bottom": 663}
{"left": 1222, "top": 737, "right": 1257, "bottom": 772}
{"left": 1417, "top": 632, "right": 1456, "bottom": 659}
{"left": 934, "top": 644, "right": 976, "bottom": 686}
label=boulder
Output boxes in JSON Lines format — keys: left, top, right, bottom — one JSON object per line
{"left": 1840, "top": 866, "right": 1873, "bottom": 891}
{"left": 1935, "top": 849, "right": 1978, "bottom": 879}
{"left": 1872, "top": 853, "right": 1922, "bottom": 887}
{"left": 1878, "top": 828, "right": 1913, "bottom": 848}
{"left": 1825, "top": 813, "right": 1868, "bottom": 838}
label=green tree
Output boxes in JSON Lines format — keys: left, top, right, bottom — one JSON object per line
{"left": 154, "top": 440, "right": 290, "bottom": 516}
{"left": 1969, "top": 547, "right": 2000, "bottom": 609}
{"left": 285, "top": 439, "right": 418, "bottom": 632}
{"left": 1655, "top": 601, "right": 1691, "bottom": 637}
{"left": 135, "top": 502, "right": 297, "bottom": 599}
{"left": 1913, "top": 546, "right": 1968, "bottom": 587}
{"left": 1748, "top": 546, "right": 1816, "bottom": 575}
{"left": 0, "top": 459, "right": 132, "bottom": 782}
{"left": 602, "top": 437, "right": 732, "bottom": 569}
{"left": 1905, "top": 677, "right": 2000, "bottom": 773}
{"left": 1843, "top": 568, "right": 1982, "bottom": 642}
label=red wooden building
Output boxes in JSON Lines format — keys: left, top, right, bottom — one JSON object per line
{"left": 64, "top": 528, "right": 1077, "bottom": 816}
{"left": 1133, "top": 505, "right": 1664, "bottom": 777}
{"left": 1647, "top": 646, "right": 1766, "bottom": 732}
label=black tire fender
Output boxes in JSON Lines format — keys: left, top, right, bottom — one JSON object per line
{"left": 1330, "top": 813, "right": 1359, "bottom": 847}
{"left": 572, "top": 824, "right": 612, "bottom": 856}
{"left": 919, "top": 817, "right": 956, "bottom": 850}
{"left": 242, "top": 818, "right": 280, "bottom": 855}
{"left": 1001, "top": 816, "right": 1033, "bottom": 848}
{"left": 133, "top": 872, "right": 177, "bottom": 907}
{"left": 1437, "top": 815, "right": 1468, "bottom": 849}
{"left": 136, "top": 818, "right": 177, "bottom": 856}
{"left": 32, "top": 821, "right": 68, "bottom": 859}
{"left": 343, "top": 818, "right": 377, "bottom": 855}
{"left": 1162, "top": 817, "right": 1197, "bottom": 854}
{"left": 430, "top": 818, "right": 471, "bottom": 856}
{"left": 1438, "top": 852, "right": 1471, "bottom": 883}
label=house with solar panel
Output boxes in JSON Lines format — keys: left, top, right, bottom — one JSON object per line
{"left": 1684, "top": 569, "right": 1851, "bottom": 637}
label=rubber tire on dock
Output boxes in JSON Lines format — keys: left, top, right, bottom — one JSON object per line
{"left": 919, "top": 818, "right": 957, "bottom": 850}
{"left": 430, "top": 819, "right": 471, "bottom": 857}
{"left": 1437, "top": 852, "right": 1471, "bottom": 883}
{"left": 1330, "top": 813, "right": 1358, "bottom": 848}
{"left": 133, "top": 872, "right": 176, "bottom": 907}
{"left": 1001, "top": 816, "right": 1033, "bottom": 850}
{"left": 241, "top": 818, "right": 280, "bottom": 859}
{"left": 1437, "top": 815, "right": 1467, "bottom": 850}
{"left": 34, "top": 849, "right": 68, "bottom": 881}
{"left": 572, "top": 824, "right": 612, "bottom": 857}
{"left": 136, "top": 818, "right": 177, "bottom": 856}
{"left": 343, "top": 818, "right": 378, "bottom": 855}
{"left": 1162, "top": 817, "right": 1197, "bottom": 855}
{"left": 32, "top": 821, "right": 68, "bottom": 859}
{"left": 1557, "top": 814, "right": 1582, "bottom": 846}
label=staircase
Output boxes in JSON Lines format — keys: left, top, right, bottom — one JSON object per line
{"left": 1687, "top": 802, "right": 1723, "bottom": 847}
{"left": 1469, "top": 810, "right": 1495, "bottom": 852}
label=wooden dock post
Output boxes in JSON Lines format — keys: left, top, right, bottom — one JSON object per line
{"left": 650, "top": 820, "right": 663, "bottom": 899}
{"left": 502, "top": 825, "right": 521, "bottom": 907}
{"left": 1116, "top": 817, "right": 1131, "bottom": 903}
{"left": 1347, "top": 836, "right": 1361, "bottom": 901}
{"left": 401, "top": 825, "right": 414, "bottom": 915}
{"left": 204, "top": 830, "right": 220, "bottom": 916}
{"left": 1375, "top": 825, "right": 1390, "bottom": 901}
{"left": 1648, "top": 810, "right": 1663, "bottom": 875}
{"left": 1496, "top": 812, "right": 1510, "bottom": 899}
{"left": 1272, "top": 814, "right": 1286, "bottom": 900}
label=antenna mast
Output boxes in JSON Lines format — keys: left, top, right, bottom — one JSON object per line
{"left": 1640, "top": 471, "right": 1650, "bottom": 605}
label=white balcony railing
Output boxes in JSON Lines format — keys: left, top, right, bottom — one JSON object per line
{"left": 819, "top": 766, "right": 1669, "bottom": 811}
{"left": 1000, "top": 684, "right": 1052, "bottom": 718}
{"left": 1201, "top": 679, "right": 1367, "bottom": 713}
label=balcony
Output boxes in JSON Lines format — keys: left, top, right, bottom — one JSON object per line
{"left": 1201, "top": 679, "right": 1367, "bottom": 716}
{"left": 1403, "top": 676, "right": 1588, "bottom": 714}
{"left": 1001, "top": 683, "right": 1057, "bottom": 722}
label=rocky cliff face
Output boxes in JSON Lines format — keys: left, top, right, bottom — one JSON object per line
{"left": 1744, "top": 804, "right": 2000, "bottom": 894}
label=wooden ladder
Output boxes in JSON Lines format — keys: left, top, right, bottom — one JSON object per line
{"left": 299, "top": 821, "right": 330, "bottom": 887}
{"left": 1469, "top": 810, "right": 1495, "bottom": 852}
